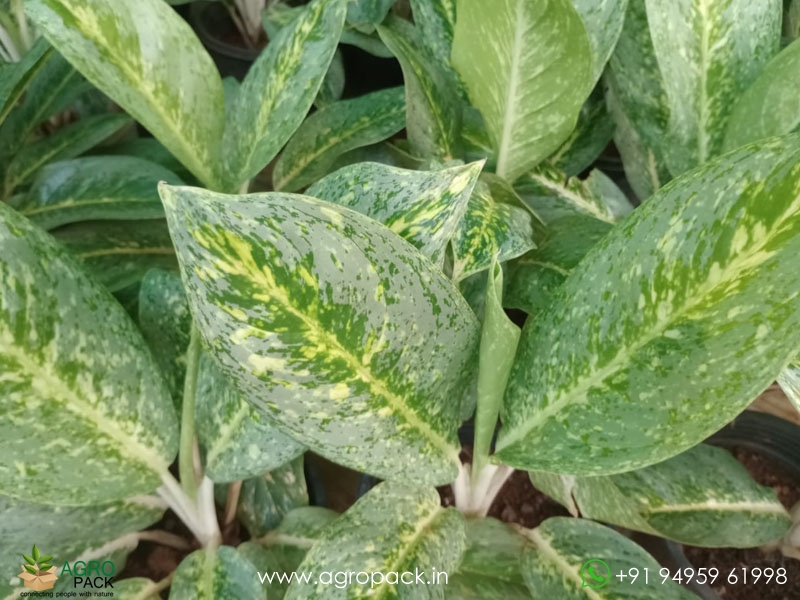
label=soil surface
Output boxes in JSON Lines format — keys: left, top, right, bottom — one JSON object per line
{"left": 680, "top": 447, "right": 800, "bottom": 599}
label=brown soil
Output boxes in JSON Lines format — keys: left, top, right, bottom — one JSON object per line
{"left": 680, "top": 447, "right": 800, "bottom": 600}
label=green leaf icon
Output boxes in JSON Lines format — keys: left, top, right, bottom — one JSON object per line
{"left": 24, "top": 565, "right": 37, "bottom": 575}
{"left": 32, "top": 545, "right": 40, "bottom": 561}
{"left": 38, "top": 555, "right": 52, "bottom": 563}
{"left": 39, "top": 564, "right": 52, "bottom": 571}
{"left": 22, "top": 554, "right": 35, "bottom": 565}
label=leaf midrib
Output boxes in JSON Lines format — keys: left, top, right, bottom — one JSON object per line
{"left": 495, "top": 0, "right": 526, "bottom": 180}
{"left": 526, "top": 528, "right": 603, "bottom": 600}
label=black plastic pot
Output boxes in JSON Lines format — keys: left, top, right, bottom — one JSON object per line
{"left": 649, "top": 411, "right": 800, "bottom": 600}
{"left": 190, "top": 2, "right": 261, "bottom": 80}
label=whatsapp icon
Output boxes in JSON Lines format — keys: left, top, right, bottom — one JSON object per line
{"left": 580, "top": 559, "right": 610, "bottom": 589}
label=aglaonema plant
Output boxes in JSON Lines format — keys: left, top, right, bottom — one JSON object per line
{"left": 2, "top": 0, "right": 800, "bottom": 598}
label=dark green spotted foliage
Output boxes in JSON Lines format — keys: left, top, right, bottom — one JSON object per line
{"left": 5, "top": 0, "right": 800, "bottom": 597}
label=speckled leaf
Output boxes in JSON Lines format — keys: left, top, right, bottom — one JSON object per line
{"left": 233, "top": 457, "right": 309, "bottom": 538}
{"left": 723, "top": 39, "right": 800, "bottom": 152}
{"left": 539, "top": 444, "right": 791, "bottom": 547}
{"left": 496, "top": 137, "right": 800, "bottom": 475}
{"left": 452, "top": 0, "right": 593, "bottom": 181}
{"left": 346, "top": 0, "right": 394, "bottom": 31}
{"left": 26, "top": 0, "right": 226, "bottom": 190}
{"left": 273, "top": 86, "right": 405, "bottom": 192}
{"left": 52, "top": 219, "right": 177, "bottom": 292}
{"left": 0, "top": 38, "right": 51, "bottom": 127}
{"left": 504, "top": 215, "right": 612, "bottom": 316}
{"left": 645, "top": 0, "right": 781, "bottom": 176}
{"left": 551, "top": 92, "right": 616, "bottom": 178}
{"left": 447, "top": 518, "right": 528, "bottom": 600}
{"left": 527, "top": 472, "right": 579, "bottom": 516}
{"left": 409, "top": 0, "right": 457, "bottom": 76}
{"left": 452, "top": 183, "right": 535, "bottom": 281}
{"left": 112, "top": 578, "right": 163, "bottom": 599}
{"left": 224, "top": 0, "right": 346, "bottom": 188}
{"left": 516, "top": 164, "right": 631, "bottom": 225}
{"left": 196, "top": 355, "right": 306, "bottom": 483}
{"left": 778, "top": 362, "right": 800, "bottom": 413}
{"left": 161, "top": 185, "right": 479, "bottom": 484}
{"left": 521, "top": 518, "right": 697, "bottom": 599}
{"left": 285, "top": 481, "right": 465, "bottom": 600}
{"left": 137, "top": 269, "right": 192, "bottom": 407}
{"left": 4, "top": 113, "right": 131, "bottom": 192}
{"left": 378, "top": 17, "right": 461, "bottom": 160}
{"left": 239, "top": 506, "right": 339, "bottom": 600}
{"left": 0, "top": 494, "right": 164, "bottom": 598}
{"left": 169, "top": 546, "right": 262, "bottom": 600}
{"left": 14, "top": 156, "right": 182, "bottom": 230}
{"left": 605, "top": 0, "right": 671, "bottom": 200}
{"left": 0, "top": 203, "right": 177, "bottom": 505}
{"left": 307, "top": 160, "right": 482, "bottom": 266}
{"left": 571, "top": 0, "right": 629, "bottom": 85}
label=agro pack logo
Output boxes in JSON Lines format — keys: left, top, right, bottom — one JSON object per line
{"left": 18, "top": 545, "right": 58, "bottom": 592}
{"left": 61, "top": 558, "right": 116, "bottom": 591}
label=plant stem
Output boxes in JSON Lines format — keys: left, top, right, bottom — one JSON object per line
{"left": 158, "top": 472, "right": 221, "bottom": 548}
{"left": 137, "top": 530, "right": 193, "bottom": 551}
{"left": 179, "top": 325, "right": 202, "bottom": 501}
{"left": 224, "top": 480, "right": 243, "bottom": 528}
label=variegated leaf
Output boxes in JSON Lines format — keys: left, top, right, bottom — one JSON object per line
{"left": 645, "top": 0, "right": 781, "bottom": 176}
{"left": 452, "top": 0, "right": 593, "bottom": 181}
{"left": 307, "top": 160, "right": 482, "bottom": 266}
{"left": 273, "top": 87, "right": 406, "bottom": 192}
{"left": 724, "top": 38, "right": 800, "bottom": 152}
{"left": 26, "top": 0, "right": 226, "bottom": 190}
{"left": 0, "top": 202, "right": 177, "bottom": 504}
{"left": 497, "top": 137, "right": 800, "bottom": 475}
{"left": 452, "top": 182, "right": 535, "bottom": 281}
{"left": 777, "top": 362, "right": 800, "bottom": 414}
{"left": 232, "top": 457, "right": 309, "bottom": 538}
{"left": 4, "top": 113, "right": 131, "bottom": 193}
{"left": 346, "top": 0, "right": 394, "bottom": 31}
{"left": 551, "top": 91, "right": 616, "bottom": 178}
{"left": 0, "top": 38, "right": 51, "bottom": 127}
{"left": 521, "top": 518, "right": 697, "bottom": 599}
{"left": 378, "top": 16, "right": 461, "bottom": 160}
{"left": 137, "top": 269, "right": 192, "bottom": 407}
{"left": 14, "top": 156, "right": 181, "bottom": 230}
{"left": 169, "top": 546, "right": 262, "bottom": 600}
{"left": 0, "top": 494, "right": 164, "bottom": 598}
{"left": 516, "top": 163, "right": 632, "bottom": 225}
{"left": 409, "top": 0, "right": 457, "bottom": 81}
{"left": 52, "top": 219, "right": 177, "bottom": 292}
{"left": 284, "top": 481, "right": 465, "bottom": 600}
{"left": 315, "top": 50, "right": 345, "bottom": 108}
{"left": 447, "top": 518, "right": 529, "bottom": 600}
{"left": 161, "top": 185, "right": 479, "bottom": 484}
{"left": 605, "top": 0, "right": 671, "bottom": 200}
{"left": 532, "top": 444, "right": 791, "bottom": 548}
{"left": 526, "top": 472, "right": 579, "bottom": 516}
{"left": 111, "top": 578, "right": 163, "bottom": 600}
{"left": 571, "top": 0, "right": 629, "bottom": 86}
{"left": 197, "top": 355, "right": 306, "bottom": 483}
{"left": 239, "top": 506, "right": 339, "bottom": 600}
{"left": 223, "top": 0, "right": 346, "bottom": 188}
{"left": 504, "top": 214, "right": 612, "bottom": 316}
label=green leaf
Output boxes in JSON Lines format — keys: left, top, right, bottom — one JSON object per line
{"left": 571, "top": 0, "right": 629, "bottom": 86}
{"left": 346, "top": 0, "right": 394, "bottom": 31}
{"left": 26, "top": 0, "right": 226, "bottom": 189}
{"left": 778, "top": 362, "right": 800, "bottom": 413}
{"left": 307, "top": 160, "right": 482, "bottom": 266}
{"left": 315, "top": 49, "right": 345, "bottom": 108}
{"left": 532, "top": 444, "right": 791, "bottom": 548}
{"left": 1, "top": 493, "right": 164, "bottom": 597}
{"left": 137, "top": 269, "right": 192, "bottom": 407}
{"left": 22, "top": 554, "right": 35, "bottom": 565}
{"left": 52, "top": 219, "right": 178, "bottom": 292}
{"left": 38, "top": 563, "right": 53, "bottom": 571}
{"left": 504, "top": 215, "right": 612, "bottom": 315}
{"left": 197, "top": 355, "right": 306, "bottom": 483}
{"left": 24, "top": 565, "right": 37, "bottom": 575}
{"left": 0, "top": 203, "right": 177, "bottom": 504}
{"left": 646, "top": 0, "right": 782, "bottom": 176}
{"left": 0, "top": 38, "right": 51, "bottom": 127}
{"left": 4, "top": 113, "right": 131, "bottom": 193}
{"left": 472, "top": 260, "right": 520, "bottom": 474}
{"left": 284, "top": 481, "right": 466, "bottom": 600}
{"left": 409, "top": 0, "right": 457, "bottom": 76}
{"left": 551, "top": 91, "right": 616, "bottom": 178}
{"left": 14, "top": 156, "right": 182, "bottom": 230}
{"left": 232, "top": 457, "right": 309, "bottom": 538}
{"left": 497, "top": 137, "right": 800, "bottom": 475}
{"left": 521, "top": 517, "right": 697, "bottom": 599}
{"left": 273, "top": 86, "right": 406, "bottom": 192}
{"left": 223, "top": 0, "right": 346, "bottom": 188}
{"left": 37, "top": 555, "right": 52, "bottom": 563}
{"left": 447, "top": 518, "right": 529, "bottom": 600}
{"left": 378, "top": 16, "right": 461, "bottom": 160}
{"left": 452, "top": 182, "right": 536, "bottom": 281}
{"left": 160, "top": 185, "right": 479, "bottom": 484}
{"left": 169, "top": 546, "right": 262, "bottom": 600}
{"left": 605, "top": 0, "right": 671, "bottom": 199}
{"left": 31, "top": 544, "right": 40, "bottom": 561}
{"left": 724, "top": 38, "right": 800, "bottom": 152}
{"left": 112, "top": 578, "right": 162, "bottom": 599}
{"left": 452, "top": 0, "right": 593, "bottom": 181}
